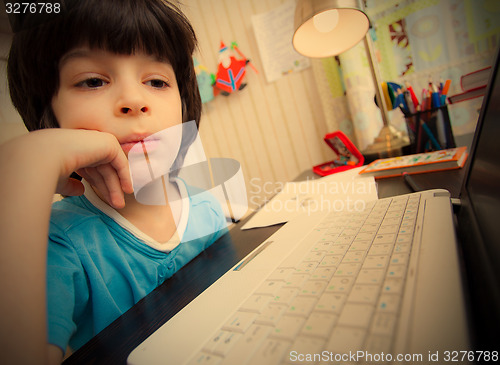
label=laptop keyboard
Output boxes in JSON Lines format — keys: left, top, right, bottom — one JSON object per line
{"left": 188, "top": 194, "right": 421, "bottom": 365}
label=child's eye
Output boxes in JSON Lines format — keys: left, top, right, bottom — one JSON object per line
{"left": 76, "top": 78, "right": 108, "bottom": 89}
{"left": 145, "top": 79, "right": 169, "bottom": 89}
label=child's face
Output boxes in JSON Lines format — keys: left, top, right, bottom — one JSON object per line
{"left": 51, "top": 47, "right": 182, "bottom": 155}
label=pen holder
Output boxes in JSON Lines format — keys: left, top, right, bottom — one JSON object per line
{"left": 404, "top": 106, "right": 456, "bottom": 154}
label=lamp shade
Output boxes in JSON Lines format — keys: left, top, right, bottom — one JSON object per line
{"left": 293, "top": 0, "right": 369, "bottom": 58}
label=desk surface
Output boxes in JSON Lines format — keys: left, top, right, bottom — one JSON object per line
{"left": 64, "top": 157, "right": 468, "bottom": 364}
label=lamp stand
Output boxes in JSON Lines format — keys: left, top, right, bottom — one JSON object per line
{"left": 361, "top": 33, "right": 409, "bottom": 157}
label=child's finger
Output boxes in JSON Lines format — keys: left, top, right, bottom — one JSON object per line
{"left": 77, "top": 167, "right": 114, "bottom": 207}
{"left": 95, "top": 164, "right": 126, "bottom": 208}
{"left": 110, "top": 154, "right": 133, "bottom": 194}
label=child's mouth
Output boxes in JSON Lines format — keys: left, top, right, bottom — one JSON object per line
{"left": 121, "top": 139, "right": 160, "bottom": 155}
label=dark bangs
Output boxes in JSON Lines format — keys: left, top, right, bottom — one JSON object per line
{"left": 66, "top": 0, "right": 195, "bottom": 75}
{"left": 8, "top": 0, "right": 201, "bottom": 131}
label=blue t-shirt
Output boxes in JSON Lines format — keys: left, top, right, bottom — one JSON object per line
{"left": 46, "top": 182, "right": 227, "bottom": 352}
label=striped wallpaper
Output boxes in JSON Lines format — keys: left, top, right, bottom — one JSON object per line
{"left": 180, "top": 0, "right": 333, "bottom": 209}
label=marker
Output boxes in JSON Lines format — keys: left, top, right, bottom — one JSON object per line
{"left": 431, "top": 91, "right": 441, "bottom": 108}
{"left": 405, "top": 81, "right": 420, "bottom": 108}
{"left": 440, "top": 79, "right": 452, "bottom": 105}
{"left": 403, "top": 172, "right": 422, "bottom": 192}
{"left": 441, "top": 79, "right": 451, "bottom": 96}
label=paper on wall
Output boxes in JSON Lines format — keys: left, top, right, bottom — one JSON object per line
{"left": 251, "top": 0, "right": 310, "bottom": 83}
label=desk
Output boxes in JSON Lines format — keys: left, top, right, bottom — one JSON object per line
{"left": 64, "top": 150, "right": 470, "bottom": 364}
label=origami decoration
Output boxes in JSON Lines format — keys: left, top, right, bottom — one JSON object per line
{"left": 214, "top": 41, "right": 250, "bottom": 96}
{"left": 194, "top": 57, "right": 215, "bottom": 104}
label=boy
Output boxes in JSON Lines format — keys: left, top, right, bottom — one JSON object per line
{"left": 5, "top": 0, "right": 227, "bottom": 361}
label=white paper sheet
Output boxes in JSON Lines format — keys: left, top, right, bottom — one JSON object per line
{"left": 241, "top": 167, "right": 378, "bottom": 230}
{"left": 251, "top": 0, "right": 310, "bottom": 83}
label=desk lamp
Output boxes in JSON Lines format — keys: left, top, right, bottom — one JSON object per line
{"left": 292, "top": 0, "right": 408, "bottom": 156}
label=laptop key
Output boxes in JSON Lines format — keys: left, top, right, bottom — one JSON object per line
{"left": 299, "top": 280, "right": 327, "bottom": 297}
{"left": 324, "top": 326, "right": 366, "bottom": 353}
{"left": 338, "top": 303, "right": 374, "bottom": 328}
{"left": 301, "top": 312, "right": 338, "bottom": 339}
{"left": 347, "top": 284, "right": 380, "bottom": 304}
{"left": 356, "top": 268, "right": 385, "bottom": 284}
{"left": 267, "top": 268, "right": 294, "bottom": 282}
{"left": 315, "top": 293, "right": 346, "bottom": 314}
{"left": 285, "top": 296, "right": 317, "bottom": 317}
{"left": 222, "top": 312, "right": 257, "bottom": 333}
{"left": 370, "top": 312, "right": 398, "bottom": 336}
{"left": 270, "top": 288, "right": 298, "bottom": 306}
{"left": 377, "top": 294, "right": 402, "bottom": 313}
{"left": 255, "top": 304, "right": 286, "bottom": 326}
{"left": 211, "top": 332, "right": 243, "bottom": 357}
{"left": 326, "top": 276, "right": 354, "bottom": 293}
{"left": 203, "top": 330, "right": 241, "bottom": 355}
{"left": 271, "top": 315, "right": 306, "bottom": 341}
{"left": 255, "top": 280, "right": 284, "bottom": 296}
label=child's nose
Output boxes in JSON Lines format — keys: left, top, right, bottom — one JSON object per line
{"left": 121, "top": 105, "right": 149, "bottom": 114}
{"left": 116, "top": 88, "right": 150, "bottom": 116}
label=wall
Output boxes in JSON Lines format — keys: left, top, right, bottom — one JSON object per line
{"left": 0, "top": 30, "right": 27, "bottom": 145}
{"left": 1, "top": 0, "right": 27, "bottom": 143}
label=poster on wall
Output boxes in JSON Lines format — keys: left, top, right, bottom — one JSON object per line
{"left": 251, "top": 0, "right": 310, "bottom": 83}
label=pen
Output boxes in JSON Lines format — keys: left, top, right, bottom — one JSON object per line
{"left": 420, "top": 120, "right": 442, "bottom": 150}
{"left": 402, "top": 172, "right": 422, "bottom": 192}
{"left": 403, "top": 89, "right": 416, "bottom": 114}
{"left": 421, "top": 89, "right": 428, "bottom": 110}
{"left": 431, "top": 90, "right": 441, "bottom": 108}
{"left": 396, "top": 89, "right": 408, "bottom": 114}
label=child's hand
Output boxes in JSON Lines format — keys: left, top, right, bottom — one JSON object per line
{"left": 4, "top": 128, "right": 133, "bottom": 209}
{"left": 50, "top": 129, "right": 134, "bottom": 209}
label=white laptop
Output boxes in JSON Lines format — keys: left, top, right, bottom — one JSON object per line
{"left": 128, "top": 47, "right": 500, "bottom": 365}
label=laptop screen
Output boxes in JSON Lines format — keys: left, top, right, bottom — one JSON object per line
{"left": 458, "top": 46, "right": 500, "bottom": 348}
